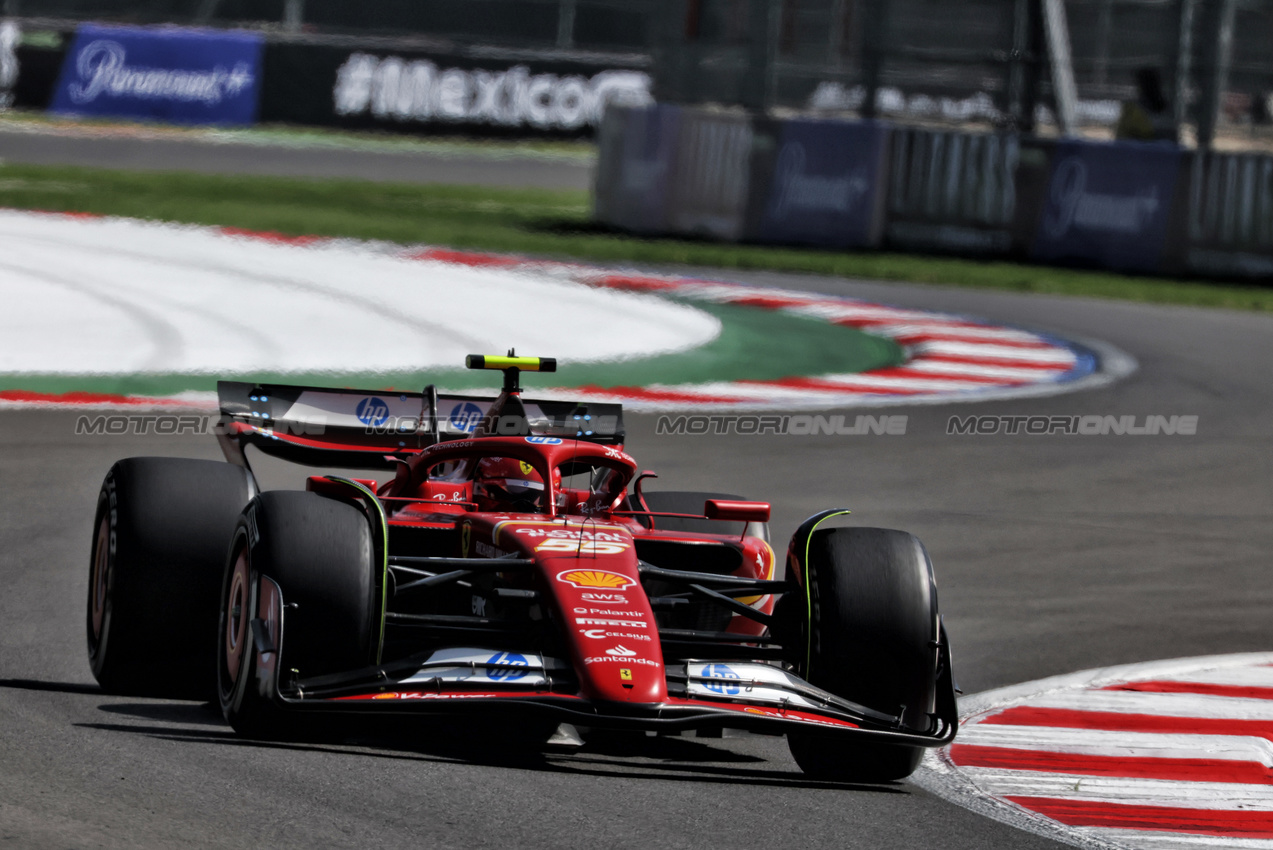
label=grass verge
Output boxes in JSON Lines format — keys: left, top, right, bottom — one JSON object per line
{"left": 1, "top": 161, "right": 1271, "bottom": 312}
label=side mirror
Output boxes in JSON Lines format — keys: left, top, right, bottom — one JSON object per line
{"left": 704, "top": 499, "right": 771, "bottom": 523}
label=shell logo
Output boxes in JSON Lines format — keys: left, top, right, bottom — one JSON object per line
{"left": 556, "top": 569, "right": 636, "bottom": 590}
{"left": 373, "top": 692, "right": 399, "bottom": 700}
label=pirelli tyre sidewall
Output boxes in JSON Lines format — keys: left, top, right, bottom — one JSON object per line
{"left": 785, "top": 526, "right": 940, "bottom": 782}
{"left": 218, "top": 490, "right": 375, "bottom": 737}
{"left": 87, "top": 457, "right": 254, "bottom": 700}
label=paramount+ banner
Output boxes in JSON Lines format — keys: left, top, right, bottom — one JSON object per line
{"left": 260, "top": 43, "right": 651, "bottom": 137}
{"left": 50, "top": 25, "right": 263, "bottom": 125}
{"left": 751, "top": 119, "right": 889, "bottom": 248}
{"left": 1030, "top": 140, "right": 1183, "bottom": 275}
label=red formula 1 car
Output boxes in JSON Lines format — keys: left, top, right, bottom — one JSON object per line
{"left": 87, "top": 355, "right": 957, "bottom": 781}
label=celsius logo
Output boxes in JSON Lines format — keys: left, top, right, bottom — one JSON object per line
{"left": 485, "top": 651, "right": 529, "bottom": 681}
{"left": 605, "top": 645, "right": 637, "bottom": 657}
{"left": 355, "top": 396, "right": 390, "bottom": 426}
{"left": 702, "top": 663, "right": 742, "bottom": 695}
{"left": 449, "top": 402, "right": 483, "bottom": 433}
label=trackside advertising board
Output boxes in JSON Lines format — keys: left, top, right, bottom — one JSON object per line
{"left": 593, "top": 104, "right": 681, "bottom": 232}
{"left": 50, "top": 25, "right": 263, "bottom": 125}
{"left": 752, "top": 119, "right": 888, "bottom": 248}
{"left": 259, "top": 43, "right": 651, "bottom": 138}
{"left": 1030, "top": 140, "right": 1182, "bottom": 274}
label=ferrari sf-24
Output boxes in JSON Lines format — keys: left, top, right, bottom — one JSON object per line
{"left": 87, "top": 355, "right": 957, "bottom": 781}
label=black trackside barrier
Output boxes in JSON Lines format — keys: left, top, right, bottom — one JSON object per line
{"left": 10, "top": 34, "right": 73, "bottom": 110}
{"left": 1167, "top": 149, "right": 1273, "bottom": 278}
{"left": 596, "top": 104, "right": 1273, "bottom": 280}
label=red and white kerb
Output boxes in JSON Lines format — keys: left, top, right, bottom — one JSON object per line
{"left": 918, "top": 653, "right": 1273, "bottom": 850}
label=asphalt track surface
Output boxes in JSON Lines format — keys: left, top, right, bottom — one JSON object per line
{"left": 0, "top": 126, "right": 594, "bottom": 190}
{"left": 1, "top": 142, "right": 1272, "bottom": 849}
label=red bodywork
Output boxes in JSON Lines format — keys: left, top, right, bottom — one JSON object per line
{"left": 340, "top": 436, "right": 776, "bottom": 709}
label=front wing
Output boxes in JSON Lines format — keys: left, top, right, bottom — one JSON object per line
{"left": 259, "top": 645, "right": 959, "bottom": 747}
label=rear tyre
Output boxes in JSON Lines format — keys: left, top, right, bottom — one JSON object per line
{"left": 785, "top": 527, "right": 939, "bottom": 782}
{"left": 640, "top": 491, "right": 769, "bottom": 541}
{"left": 87, "top": 458, "right": 254, "bottom": 700}
{"left": 218, "top": 490, "right": 375, "bottom": 738}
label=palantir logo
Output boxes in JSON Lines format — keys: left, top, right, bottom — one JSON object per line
{"left": 702, "top": 663, "right": 741, "bottom": 695}
{"left": 355, "top": 396, "right": 390, "bottom": 427}
{"left": 449, "top": 401, "right": 483, "bottom": 433}
{"left": 486, "top": 651, "right": 529, "bottom": 681}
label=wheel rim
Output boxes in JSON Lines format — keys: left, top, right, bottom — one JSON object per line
{"left": 224, "top": 548, "right": 250, "bottom": 685}
{"left": 90, "top": 514, "right": 110, "bottom": 641}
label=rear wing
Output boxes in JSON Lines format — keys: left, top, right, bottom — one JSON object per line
{"left": 217, "top": 380, "right": 625, "bottom": 469}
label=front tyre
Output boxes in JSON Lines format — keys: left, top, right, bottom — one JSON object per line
{"left": 785, "top": 526, "right": 940, "bottom": 782}
{"left": 218, "top": 491, "right": 376, "bottom": 738}
{"left": 87, "top": 458, "right": 254, "bottom": 700}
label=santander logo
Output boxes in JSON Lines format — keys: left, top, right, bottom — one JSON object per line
{"left": 605, "top": 645, "right": 637, "bottom": 657}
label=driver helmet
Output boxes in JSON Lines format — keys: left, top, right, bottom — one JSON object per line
{"left": 474, "top": 456, "right": 559, "bottom": 513}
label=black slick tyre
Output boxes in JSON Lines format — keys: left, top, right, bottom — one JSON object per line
{"left": 785, "top": 527, "right": 939, "bottom": 782}
{"left": 87, "top": 457, "right": 254, "bottom": 700}
{"left": 218, "top": 490, "right": 376, "bottom": 738}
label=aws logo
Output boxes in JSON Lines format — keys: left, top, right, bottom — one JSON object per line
{"left": 555, "top": 569, "right": 635, "bottom": 590}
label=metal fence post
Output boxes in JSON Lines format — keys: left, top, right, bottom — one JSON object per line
{"left": 194, "top": 0, "right": 219, "bottom": 24}
{"left": 557, "top": 0, "right": 578, "bottom": 49}
{"left": 1196, "top": 0, "right": 1237, "bottom": 149}
{"left": 1006, "top": 0, "right": 1038, "bottom": 132}
{"left": 1093, "top": 0, "right": 1112, "bottom": 89}
{"left": 1171, "top": 0, "right": 1197, "bottom": 137}
{"left": 652, "top": 0, "right": 693, "bottom": 103}
{"left": 1041, "top": 0, "right": 1078, "bottom": 135}
{"left": 827, "top": 0, "right": 849, "bottom": 64}
{"left": 283, "top": 0, "right": 305, "bottom": 34}
{"left": 741, "top": 0, "right": 777, "bottom": 111}
{"left": 859, "top": 0, "right": 887, "bottom": 119}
